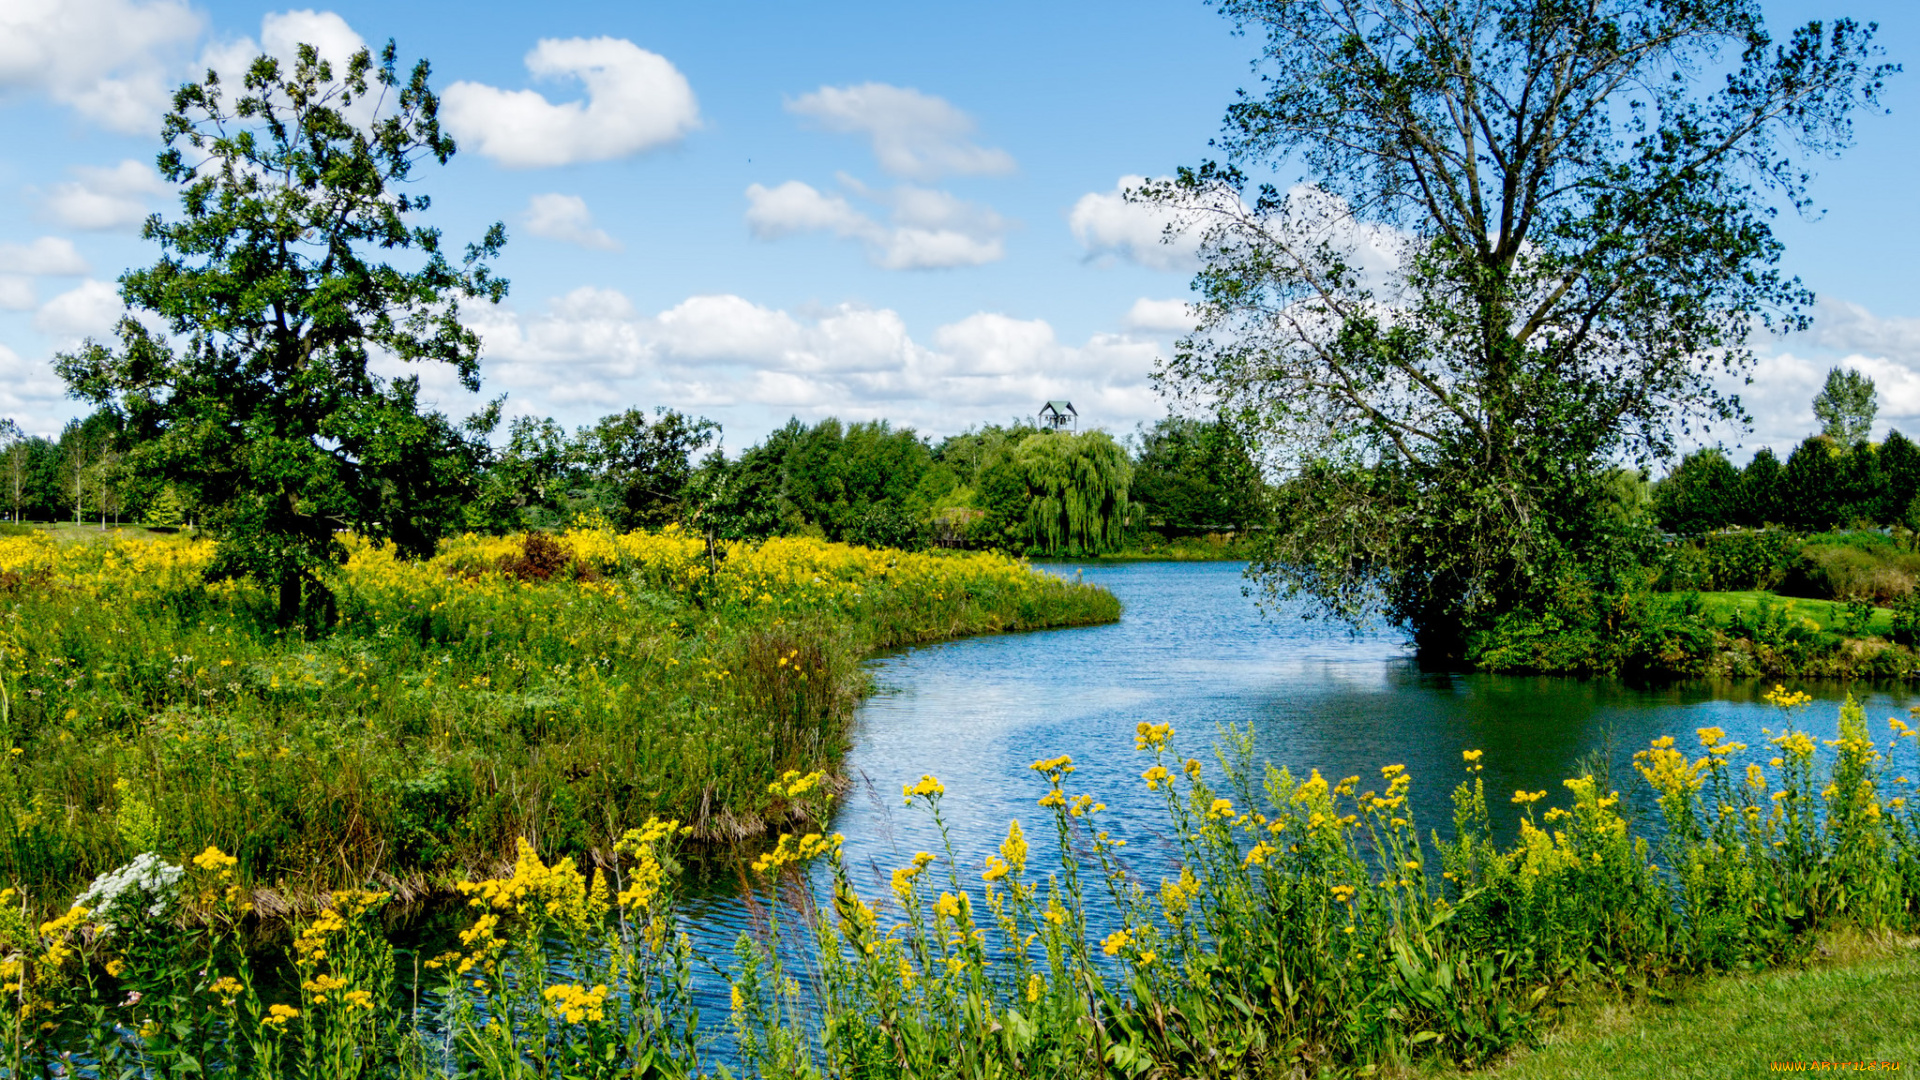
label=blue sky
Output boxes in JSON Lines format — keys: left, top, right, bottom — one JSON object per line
{"left": 2, "top": 0, "right": 1916, "bottom": 460}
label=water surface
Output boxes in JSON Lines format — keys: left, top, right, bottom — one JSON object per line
{"left": 686, "top": 560, "right": 1912, "bottom": 933}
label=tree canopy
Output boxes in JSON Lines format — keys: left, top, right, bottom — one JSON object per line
{"left": 56, "top": 41, "right": 506, "bottom": 621}
{"left": 1143, "top": 0, "right": 1893, "bottom": 651}
{"left": 1813, "top": 366, "right": 1879, "bottom": 445}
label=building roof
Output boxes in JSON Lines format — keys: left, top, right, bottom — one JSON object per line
{"left": 1041, "top": 400, "right": 1077, "bottom": 415}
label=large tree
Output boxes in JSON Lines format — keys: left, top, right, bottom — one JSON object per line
{"left": 57, "top": 41, "right": 506, "bottom": 622}
{"left": 1812, "top": 365, "right": 1878, "bottom": 445}
{"left": 1142, "top": 0, "right": 1892, "bottom": 652}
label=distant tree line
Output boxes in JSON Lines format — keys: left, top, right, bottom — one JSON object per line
{"left": 1652, "top": 368, "right": 1919, "bottom": 536}
{"left": 2, "top": 408, "right": 1268, "bottom": 557}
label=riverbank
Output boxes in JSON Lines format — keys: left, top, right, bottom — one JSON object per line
{"left": 1419, "top": 932, "right": 1920, "bottom": 1079}
{"left": 0, "top": 526, "right": 1120, "bottom": 914}
{"left": 1033, "top": 533, "right": 1256, "bottom": 563}
{"left": 6, "top": 698, "right": 1918, "bottom": 1077}
{"left": 1470, "top": 587, "right": 1920, "bottom": 679}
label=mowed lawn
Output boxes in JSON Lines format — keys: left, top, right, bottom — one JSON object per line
{"left": 1425, "top": 937, "right": 1920, "bottom": 1079}
{"left": 1695, "top": 590, "right": 1898, "bottom": 638}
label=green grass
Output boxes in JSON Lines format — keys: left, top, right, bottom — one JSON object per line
{"left": 0, "top": 529, "right": 1122, "bottom": 913}
{"left": 1695, "top": 590, "right": 1896, "bottom": 636}
{"left": 1433, "top": 937, "right": 1920, "bottom": 1079}
{"left": 0, "top": 520, "right": 182, "bottom": 543}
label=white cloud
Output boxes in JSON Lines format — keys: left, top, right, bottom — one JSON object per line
{"left": 260, "top": 9, "right": 364, "bottom": 70}
{"left": 443, "top": 38, "right": 699, "bottom": 168}
{"left": 0, "top": 343, "right": 72, "bottom": 434}
{"left": 522, "top": 194, "right": 621, "bottom": 251}
{"left": 744, "top": 179, "right": 1007, "bottom": 270}
{"left": 1798, "top": 297, "right": 1920, "bottom": 364}
{"left": 1124, "top": 298, "right": 1195, "bottom": 334}
{"left": 42, "top": 159, "right": 173, "bottom": 231}
{"left": 0, "top": 278, "right": 35, "bottom": 311}
{"left": 787, "top": 83, "right": 1014, "bottom": 181}
{"left": 466, "top": 289, "right": 1161, "bottom": 435}
{"left": 34, "top": 280, "right": 124, "bottom": 341}
{"left": 0, "top": 0, "right": 202, "bottom": 132}
{"left": 745, "top": 181, "right": 872, "bottom": 241}
{"left": 1711, "top": 299, "right": 1920, "bottom": 460}
{"left": 1070, "top": 176, "right": 1201, "bottom": 271}
{"left": 0, "top": 238, "right": 89, "bottom": 276}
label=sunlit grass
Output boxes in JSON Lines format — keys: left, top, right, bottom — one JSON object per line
{"left": 1425, "top": 933, "right": 1920, "bottom": 1080}
{"left": 0, "top": 524, "right": 1119, "bottom": 909}
{"left": 1694, "top": 590, "right": 1895, "bottom": 637}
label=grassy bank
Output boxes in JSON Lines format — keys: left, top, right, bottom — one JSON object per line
{"left": 1429, "top": 933, "right": 1920, "bottom": 1079}
{"left": 0, "top": 526, "right": 1119, "bottom": 911}
{"left": 3, "top": 697, "right": 1919, "bottom": 1077}
{"left": 1470, "top": 585, "right": 1920, "bottom": 679}
{"left": 1037, "top": 531, "right": 1257, "bottom": 563}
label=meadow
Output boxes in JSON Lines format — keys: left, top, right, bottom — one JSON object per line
{"left": 2, "top": 692, "right": 1918, "bottom": 1076}
{"left": 0, "top": 524, "right": 1120, "bottom": 912}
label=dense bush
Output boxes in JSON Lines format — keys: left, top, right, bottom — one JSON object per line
{"left": 1782, "top": 531, "right": 1920, "bottom": 604}
{"left": 1656, "top": 529, "right": 1799, "bottom": 592}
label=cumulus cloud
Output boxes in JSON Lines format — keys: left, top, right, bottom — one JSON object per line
{"left": 1797, "top": 297, "right": 1920, "bottom": 364}
{"left": 443, "top": 38, "right": 699, "bottom": 168}
{"left": 1124, "top": 298, "right": 1195, "bottom": 334}
{"left": 1070, "top": 176, "right": 1201, "bottom": 271}
{"left": 41, "top": 159, "right": 173, "bottom": 231}
{"left": 0, "top": 342, "right": 72, "bottom": 434}
{"left": 0, "top": 238, "right": 90, "bottom": 276}
{"left": 522, "top": 194, "right": 621, "bottom": 251}
{"left": 259, "top": 9, "right": 364, "bottom": 69}
{"left": 34, "top": 280, "right": 124, "bottom": 341}
{"left": 0, "top": 238, "right": 91, "bottom": 313}
{"left": 1711, "top": 299, "right": 1920, "bottom": 459}
{"left": 0, "top": 0, "right": 202, "bottom": 132}
{"left": 745, "top": 178, "right": 1007, "bottom": 270}
{"left": 745, "top": 181, "right": 872, "bottom": 241}
{"left": 0, "top": 279, "right": 35, "bottom": 311}
{"left": 465, "top": 289, "right": 1161, "bottom": 434}
{"left": 786, "top": 83, "right": 1014, "bottom": 181}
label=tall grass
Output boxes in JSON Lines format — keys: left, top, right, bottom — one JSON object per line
{"left": 3, "top": 696, "right": 1919, "bottom": 1077}
{"left": 0, "top": 525, "right": 1119, "bottom": 910}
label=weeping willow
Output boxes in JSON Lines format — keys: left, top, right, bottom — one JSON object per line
{"left": 1013, "top": 431, "right": 1131, "bottom": 554}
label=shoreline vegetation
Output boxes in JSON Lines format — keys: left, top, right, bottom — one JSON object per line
{"left": 3, "top": 697, "right": 1917, "bottom": 1076}
{"left": 0, "top": 525, "right": 1120, "bottom": 915}
{"left": 1470, "top": 528, "right": 1920, "bottom": 680}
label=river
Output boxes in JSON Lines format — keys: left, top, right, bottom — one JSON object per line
{"left": 675, "top": 559, "right": 1911, "bottom": 947}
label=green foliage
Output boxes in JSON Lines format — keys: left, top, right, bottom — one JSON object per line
{"left": 1140, "top": 0, "right": 1889, "bottom": 654}
{"left": 142, "top": 487, "right": 186, "bottom": 530}
{"left": 10, "top": 704, "right": 1920, "bottom": 1077}
{"left": 1813, "top": 366, "right": 1879, "bottom": 445}
{"left": 1740, "top": 446, "right": 1786, "bottom": 527}
{"left": 1656, "top": 530, "right": 1799, "bottom": 593}
{"left": 0, "top": 530, "right": 1119, "bottom": 904}
{"left": 1128, "top": 417, "right": 1265, "bottom": 534}
{"left": 1651, "top": 449, "right": 1742, "bottom": 536}
{"left": 54, "top": 41, "right": 507, "bottom": 623}
{"left": 1879, "top": 431, "right": 1920, "bottom": 528}
{"left": 1012, "top": 430, "right": 1132, "bottom": 555}
{"left": 1467, "top": 583, "right": 1718, "bottom": 676}
{"left": 1782, "top": 532, "right": 1920, "bottom": 605}
{"left": 574, "top": 408, "right": 719, "bottom": 530}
